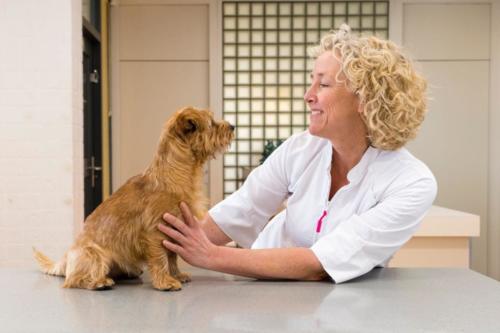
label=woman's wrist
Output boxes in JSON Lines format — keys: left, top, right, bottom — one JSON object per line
{"left": 204, "top": 244, "right": 229, "bottom": 272}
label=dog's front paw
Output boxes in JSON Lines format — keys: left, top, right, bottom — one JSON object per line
{"left": 175, "top": 272, "right": 191, "bottom": 283}
{"left": 90, "top": 278, "right": 115, "bottom": 290}
{"left": 152, "top": 277, "right": 182, "bottom": 291}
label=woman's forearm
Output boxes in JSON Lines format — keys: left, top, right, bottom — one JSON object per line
{"left": 200, "top": 214, "right": 326, "bottom": 280}
{"left": 160, "top": 204, "right": 327, "bottom": 282}
{"left": 208, "top": 246, "right": 328, "bottom": 281}
{"left": 201, "top": 213, "right": 232, "bottom": 246}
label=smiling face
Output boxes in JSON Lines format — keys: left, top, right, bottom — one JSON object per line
{"left": 304, "top": 52, "right": 366, "bottom": 143}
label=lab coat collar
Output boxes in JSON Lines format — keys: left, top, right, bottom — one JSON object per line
{"left": 347, "top": 146, "right": 380, "bottom": 184}
{"left": 325, "top": 143, "right": 381, "bottom": 185}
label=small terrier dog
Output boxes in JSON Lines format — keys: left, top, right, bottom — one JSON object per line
{"left": 34, "top": 107, "right": 234, "bottom": 290}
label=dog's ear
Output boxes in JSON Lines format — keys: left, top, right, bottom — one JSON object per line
{"left": 175, "top": 115, "right": 198, "bottom": 138}
{"left": 185, "top": 119, "right": 197, "bottom": 133}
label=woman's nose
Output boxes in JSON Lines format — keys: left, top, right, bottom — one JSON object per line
{"left": 304, "top": 86, "right": 317, "bottom": 104}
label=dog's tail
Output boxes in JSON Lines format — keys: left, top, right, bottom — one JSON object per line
{"left": 32, "top": 247, "right": 66, "bottom": 276}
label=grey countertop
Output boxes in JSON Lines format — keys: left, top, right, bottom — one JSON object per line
{"left": 1, "top": 266, "right": 499, "bottom": 332}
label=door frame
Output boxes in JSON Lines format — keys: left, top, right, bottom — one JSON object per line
{"left": 81, "top": 0, "right": 112, "bottom": 216}
{"left": 100, "top": 0, "right": 112, "bottom": 201}
{"left": 83, "top": 21, "right": 103, "bottom": 217}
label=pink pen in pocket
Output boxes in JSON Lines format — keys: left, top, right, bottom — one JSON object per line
{"left": 315, "top": 210, "right": 328, "bottom": 233}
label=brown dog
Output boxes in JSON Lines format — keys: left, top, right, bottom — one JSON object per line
{"left": 34, "top": 106, "right": 234, "bottom": 290}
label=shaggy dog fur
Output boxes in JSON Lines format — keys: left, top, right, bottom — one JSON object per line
{"left": 34, "top": 107, "right": 234, "bottom": 290}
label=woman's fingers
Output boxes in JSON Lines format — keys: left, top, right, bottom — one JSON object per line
{"left": 162, "top": 211, "right": 190, "bottom": 235}
{"left": 158, "top": 222, "right": 187, "bottom": 244}
{"left": 159, "top": 203, "right": 218, "bottom": 269}
{"left": 179, "top": 202, "right": 197, "bottom": 228}
{"left": 162, "top": 239, "right": 184, "bottom": 255}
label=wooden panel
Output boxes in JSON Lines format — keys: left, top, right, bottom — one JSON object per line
{"left": 118, "top": 61, "right": 209, "bottom": 185}
{"left": 119, "top": 5, "right": 209, "bottom": 60}
{"left": 389, "top": 237, "right": 469, "bottom": 268}
{"left": 403, "top": 3, "right": 490, "bottom": 60}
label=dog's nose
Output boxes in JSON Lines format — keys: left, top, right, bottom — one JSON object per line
{"left": 229, "top": 124, "right": 235, "bottom": 131}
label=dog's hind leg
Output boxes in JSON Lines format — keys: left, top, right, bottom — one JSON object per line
{"left": 145, "top": 234, "right": 182, "bottom": 291}
{"left": 167, "top": 251, "right": 191, "bottom": 283}
{"left": 63, "top": 244, "right": 115, "bottom": 290}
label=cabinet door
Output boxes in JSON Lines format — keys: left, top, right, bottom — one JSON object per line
{"left": 112, "top": 4, "right": 209, "bottom": 187}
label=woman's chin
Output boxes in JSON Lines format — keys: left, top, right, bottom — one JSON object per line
{"left": 308, "top": 115, "right": 325, "bottom": 135}
{"left": 308, "top": 125, "right": 323, "bottom": 137}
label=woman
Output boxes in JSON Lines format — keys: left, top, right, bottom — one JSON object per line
{"left": 158, "top": 25, "right": 437, "bottom": 283}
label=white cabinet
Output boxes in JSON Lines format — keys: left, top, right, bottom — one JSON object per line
{"left": 389, "top": 206, "right": 480, "bottom": 267}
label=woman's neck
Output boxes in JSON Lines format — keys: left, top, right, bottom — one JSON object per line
{"left": 330, "top": 137, "right": 370, "bottom": 177}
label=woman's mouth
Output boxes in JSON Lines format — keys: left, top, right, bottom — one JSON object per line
{"left": 311, "top": 110, "right": 323, "bottom": 116}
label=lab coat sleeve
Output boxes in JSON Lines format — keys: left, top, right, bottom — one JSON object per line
{"left": 311, "top": 172, "right": 437, "bottom": 283}
{"left": 209, "top": 138, "right": 292, "bottom": 248}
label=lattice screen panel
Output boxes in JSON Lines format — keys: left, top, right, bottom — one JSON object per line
{"left": 223, "top": 1, "right": 389, "bottom": 196}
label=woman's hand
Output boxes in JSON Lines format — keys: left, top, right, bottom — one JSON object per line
{"left": 158, "top": 202, "right": 219, "bottom": 270}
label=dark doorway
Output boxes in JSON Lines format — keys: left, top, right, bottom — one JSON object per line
{"left": 83, "top": 33, "right": 102, "bottom": 218}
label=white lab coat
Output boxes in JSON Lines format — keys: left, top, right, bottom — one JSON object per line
{"left": 209, "top": 131, "right": 437, "bottom": 283}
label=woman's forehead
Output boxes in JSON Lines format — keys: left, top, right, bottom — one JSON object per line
{"left": 311, "top": 53, "right": 341, "bottom": 77}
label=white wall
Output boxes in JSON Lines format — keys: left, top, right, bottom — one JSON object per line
{"left": 391, "top": 0, "right": 500, "bottom": 279}
{"left": 0, "top": 0, "right": 83, "bottom": 267}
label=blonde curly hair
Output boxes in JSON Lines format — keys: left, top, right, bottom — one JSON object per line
{"left": 308, "top": 24, "right": 427, "bottom": 150}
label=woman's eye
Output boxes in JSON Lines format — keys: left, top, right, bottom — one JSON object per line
{"left": 319, "top": 83, "right": 330, "bottom": 88}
